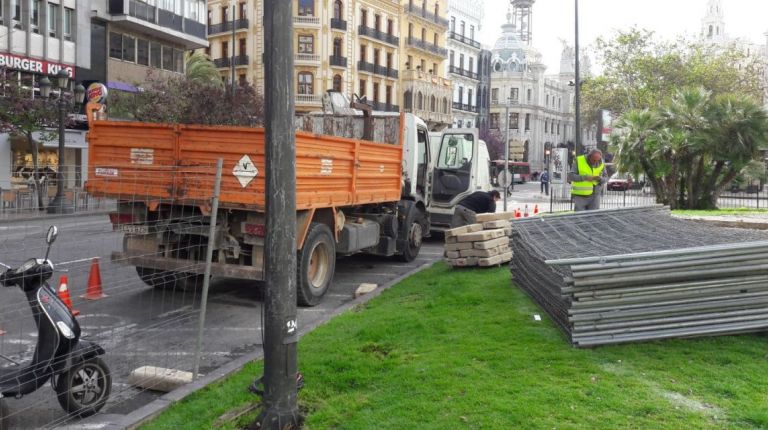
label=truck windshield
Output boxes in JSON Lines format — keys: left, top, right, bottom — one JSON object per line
{"left": 438, "top": 134, "right": 474, "bottom": 169}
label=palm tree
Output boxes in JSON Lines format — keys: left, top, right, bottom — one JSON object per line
{"left": 612, "top": 109, "right": 669, "bottom": 203}
{"left": 185, "top": 51, "right": 224, "bottom": 87}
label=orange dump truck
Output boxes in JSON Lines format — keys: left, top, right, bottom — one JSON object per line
{"left": 86, "top": 111, "right": 435, "bottom": 305}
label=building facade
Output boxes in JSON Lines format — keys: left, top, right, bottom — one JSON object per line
{"left": 445, "top": 0, "right": 482, "bottom": 128}
{"left": 488, "top": 2, "right": 575, "bottom": 172}
{"left": 476, "top": 48, "right": 492, "bottom": 129}
{"left": 399, "top": 0, "right": 451, "bottom": 130}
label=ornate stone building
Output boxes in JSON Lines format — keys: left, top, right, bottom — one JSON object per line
{"left": 445, "top": 0, "right": 483, "bottom": 128}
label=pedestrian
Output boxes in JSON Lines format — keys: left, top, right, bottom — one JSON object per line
{"left": 451, "top": 190, "right": 501, "bottom": 228}
{"left": 540, "top": 168, "right": 550, "bottom": 196}
{"left": 569, "top": 149, "right": 605, "bottom": 211}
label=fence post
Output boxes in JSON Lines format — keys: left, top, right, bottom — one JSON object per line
{"left": 623, "top": 189, "right": 627, "bottom": 207}
{"left": 549, "top": 185, "right": 554, "bottom": 213}
{"left": 193, "top": 159, "right": 224, "bottom": 379}
{"left": 757, "top": 188, "right": 760, "bottom": 209}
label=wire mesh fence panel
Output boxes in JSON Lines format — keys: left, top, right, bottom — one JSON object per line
{"left": 0, "top": 162, "right": 264, "bottom": 429}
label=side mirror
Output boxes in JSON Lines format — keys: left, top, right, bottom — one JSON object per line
{"left": 46, "top": 226, "right": 58, "bottom": 245}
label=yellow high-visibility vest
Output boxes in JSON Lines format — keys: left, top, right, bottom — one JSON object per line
{"left": 571, "top": 155, "right": 605, "bottom": 197}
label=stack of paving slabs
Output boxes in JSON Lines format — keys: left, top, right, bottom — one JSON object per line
{"left": 509, "top": 206, "right": 768, "bottom": 348}
{"left": 444, "top": 212, "right": 514, "bottom": 268}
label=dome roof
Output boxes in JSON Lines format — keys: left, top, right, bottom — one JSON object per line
{"left": 491, "top": 11, "right": 544, "bottom": 70}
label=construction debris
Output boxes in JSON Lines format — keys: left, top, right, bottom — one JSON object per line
{"left": 510, "top": 206, "right": 768, "bottom": 347}
{"left": 444, "top": 212, "right": 515, "bottom": 268}
{"left": 354, "top": 283, "right": 378, "bottom": 298}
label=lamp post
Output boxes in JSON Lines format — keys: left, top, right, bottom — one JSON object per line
{"left": 574, "top": 0, "right": 582, "bottom": 156}
{"left": 40, "top": 69, "right": 85, "bottom": 214}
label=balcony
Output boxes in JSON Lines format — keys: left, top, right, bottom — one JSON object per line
{"left": 448, "top": 31, "right": 481, "bottom": 49}
{"left": 406, "top": 36, "right": 448, "bottom": 57}
{"left": 128, "top": 0, "right": 155, "bottom": 23}
{"left": 213, "top": 55, "right": 249, "bottom": 68}
{"left": 107, "top": 0, "right": 207, "bottom": 48}
{"left": 296, "top": 94, "right": 322, "bottom": 106}
{"left": 208, "top": 19, "right": 249, "bottom": 35}
{"left": 405, "top": 3, "right": 449, "bottom": 28}
{"left": 330, "top": 18, "right": 347, "bottom": 31}
{"left": 452, "top": 102, "right": 478, "bottom": 113}
{"left": 295, "top": 53, "right": 321, "bottom": 64}
{"left": 357, "top": 60, "right": 375, "bottom": 74}
{"left": 358, "top": 61, "right": 398, "bottom": 79}
{"left": 293, "top": 15, "right": 320, "bottom": 26}
{"left": 330, "top": 55, "right": 348, "bottom": 68}
{"left": 448, "top": 65, "right": 478, "bottom": 81}
{"left": 358, "top": 25, "right": 399, "bottom": 47}
{"left": 401, "top": 69, "right": 453, "bottom": 126}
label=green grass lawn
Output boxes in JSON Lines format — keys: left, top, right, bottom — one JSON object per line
{"left": 672, "top": 208, "right": 768, "bottom": 217}
{"left": 141, "top": 264, "right": 768, "bottom": 430}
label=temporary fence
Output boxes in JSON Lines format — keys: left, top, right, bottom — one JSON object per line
{"left": 509, "top": 206, "right": 768, "bottom": 347}
{"left": 547, "top": 184, "right": 768, "bottom": 213}
{"left": 0, "top": 160, "right": 266, "bottom": 429}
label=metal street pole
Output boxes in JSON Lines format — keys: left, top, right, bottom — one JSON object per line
{"left": 257, "top": 0, "right": 299, "bottom": 428}
{"left": 231, "top": 0, "right": 236, "bottom": 96}
{"left": 48, "top": 79, "right": 73, "bottom": 214}
{"left": 574, "top": 0, "right": 582, "bottom": 156}
{"left": 504, "top": 103, "right": 510, "bottom": 211}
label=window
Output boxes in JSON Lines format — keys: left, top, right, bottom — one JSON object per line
{"left": 385, "top": 85, "right": 392, "bottom": 105}
{"left": 437, "top": 133, "right": 474, "bottom": 169}
{"left": 31, "top": 0, "right": 40, "bottom": 31}
{"left": 408, "top": 23, "right": 413, "bottom": 38}
{"left": 450, "top": 16, "right": 455, "bottom": 32}
{"left": 109, "top": 32, "right": 122, "bottom": 59}
{"left": 48, "top": 3, "right": 58, "bottom": 36}
{"left": 374, "top": 14, "right": 380, "bottom": 31}
{"left": 420, "top": 59, "right": 425, "bottom": 72}
{"left": 544, "top": 120, "right": 548, "bottom": 134}
{"left": 298, "top": 72, "right": 313, "bottom": 94}
{"left": 491, "top": 88, "right": 498, "bottom": 104}
{"left": 359, "top": 44, "right": 366, "bottom": 62}
{"left": 207, "top": 9, "right": 211, "bottom": 27}
{"left": 123, "top": 35, "right": 136, "bottom": 62}
{"left": 239, "top": 2, "right": 246, "bottom": 19}
{"left": 470, "top": 25, "right": 474, "bottom": 40}
{"left": 510, "top": 87, "right": 519, "bottom": 102}
{"left": 430, "top": 95, "right": 436, "bottom": 112}
{"left": 468, "top": 89, "right": 473, "bottom": 108}
{"left": 421, "top": 28, "right": 426, "bottom": 41}
{"left": 373, "top": 48, "right": 380, "bottom": 66}
{"left": 239, "top": 74, "right": 247, "bottom": 85}
{"left": 525, "top": 113, "right": 531, "bottom": 131}
{"left": 468, "top": 57, "right": 473, "bottom": 73}
{"left": 449, "top": 51, "right": 454, "bottom": 67}
{"left": 407, "top": 55, "right": 412, "bottom": 69}
{"left": 433, "top": 32, "right": 438, "bottom": 46}
{"left": 239, "top": 38, "right": 246, "bottom": 55}
{"left": 527, "top": 88, "right": 532, "bottom": 102}
{"left": 372, "top": 82, "right": 379, "bottom": 102}
{"left": 510, "top": 113, "right": 519, "bottom": 129}
{"left": 490, "top": 113, "right": 499, "bottom": 129}
{"left": 162, "top": 45, "right": 173, "bottom": 70}
{"left": 386, "top": 52, "right": 393, "bottom": 69}
{"left": 150, "top": 42, "right": 162, "bottom": 67}
{"left": 298, "top": 0, "right": 313, "bottom": 16}
{"left": 416, "top": 92, "right": 423, "bottom": 109}
{"left": 458, "top": 86, "right": 463, "bottom": 104}
{"left": 546, "top": 94, "right": 549, "bottom": 106}
{"left": 298, "top": 35, "right": 313, "bottom": 53}
{"left": 333, "top": 74, "right": 342, "bottom": 92}
{"left": 432, "top": 63, "right": 437, "bottom": 74}
{"left": 360, "top": 8, "right": 367, "bottom": 26}
{"left": 333, "top": 0, "right": 342, "bottom": 20}
{"left": 333, "top": 38, "right": 342, "bottom": 57}
{"left": 434, "top": 2, "right": 438, "bottom": 18}
{"left": 221, "top": 5, "right": 228, "bottom": 23}
{"left": 359, "top": 79, "right": 366, "bottom": 97}
{"left": 63, "top": 7, "right": 73, "bottom": 40}
{"left": 222, "top": 41, "right": 229, "bottom": 59}
{"left": 460, "top": 20, "right": 465, "bottom": 36}
{"left": 11, "top": 0, "right": 19, "bottom": 26}
{"left": 387, "top": 19, "right": 393, "bottom": 35}
{"left": 137, "top": 39, "right": 149, "bottom": 65}
{"left": 459, "top": 54, "right": 464, "bottom": 70}
{"left": 557, "top": 122, "right": 561, "bottom": 135}
{"left": 173, "top": 48, "right": 183, "bottom": 72}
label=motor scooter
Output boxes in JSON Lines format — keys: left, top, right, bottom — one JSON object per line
{"left": 0, "top": 225, "right": 111, "bottom": 418}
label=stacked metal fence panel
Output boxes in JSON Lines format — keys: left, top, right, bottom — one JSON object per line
{"left": 510, "top": 206, "right": 768, "bottom": 347}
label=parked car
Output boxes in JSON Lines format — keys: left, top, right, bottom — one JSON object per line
{"left": 607, "top": 173, "right": 634, "bottom": 191}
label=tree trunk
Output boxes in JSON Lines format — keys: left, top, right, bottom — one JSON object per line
{"left": 26, "top": 133, "right": 45, "bottom": 210}
{"left": 688, "top": 156, "right": 706, "bottom": 209}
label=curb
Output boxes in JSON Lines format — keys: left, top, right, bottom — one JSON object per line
{"left": 0, "top": 209, "right": 113, "bottom": 225}
{"left": 94, "top": 259, "right": 438, "bottom": 430}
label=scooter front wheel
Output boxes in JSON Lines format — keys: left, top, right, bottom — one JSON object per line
{"left": 55, "top": 357, "right": 112, "bottom": 418}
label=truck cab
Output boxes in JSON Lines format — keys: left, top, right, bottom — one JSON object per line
{"left": 427, "top": 129, "right": 492, "bottom": 230}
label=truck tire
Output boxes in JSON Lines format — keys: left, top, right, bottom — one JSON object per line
{"left": 297, "top": 223, "right": 336, "bottom": 306}
{"left": 135, "top": 267, "right": 205, "bottom": 291}
{"left": 397, "top": 206, "right": 425, "bottom": 262}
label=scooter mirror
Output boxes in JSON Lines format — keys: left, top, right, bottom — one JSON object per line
{"left": 46, "top": 226, "right": 58, "bottom": 245}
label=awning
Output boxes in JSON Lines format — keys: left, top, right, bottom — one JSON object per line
{"left": 107, "top": 81, "right": 139, "bottom": 93}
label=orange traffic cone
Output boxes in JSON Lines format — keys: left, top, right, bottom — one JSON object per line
{"left": 533, "top": 204, "right": 539, "bottom": 215}
{"left": 57, "top": 275, "right": 80, "bottom": 316}
{"left": 524, "top": 205, "right": 529, "bottom": 217}
{"left": 81, "top": 258, "right": 107, "bottom": 300}
{"left": 514, "top": 209, "right": 522, "bottom": 218}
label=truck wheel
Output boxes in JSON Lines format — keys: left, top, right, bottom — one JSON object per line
{"left": 135, "top": 267, "right": 205, "bottom": 291}
{"left": 397, "top": 208, "right": 424, "bottom": 262}
{"left": 297, "top": 223, "right": 336, "bottom": 306}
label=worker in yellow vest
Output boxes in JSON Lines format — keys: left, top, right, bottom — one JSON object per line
{"left": 569, "top": 149, "right": 605, "bottom": 211}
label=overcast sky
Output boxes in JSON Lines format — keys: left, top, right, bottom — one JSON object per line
{"left": 477, "top": 0, "right": 768, "bottom": 74}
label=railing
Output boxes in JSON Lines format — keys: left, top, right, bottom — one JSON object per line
{"left": 452, "top": 102, "right": 478, "bottom": 113}
{"left": 233, "top": 54, "right": 249, "bottom": 66}
{"left": 330, "top": 18, "right": 347, "bottom": 31}
{"left": 295, "top": 53, "right": 320, "bottom": 63}
{"left": 448, "top": 31, "right": 481, "bottom": 49}
{"left": 358, "top": 61, "right": 398, "bottom": 79}
{"left": 357, "top": 60, "right": 375, "bottom": 74}
{"left": 129, "top": 0, "right": 156, "bottom": 23}
{"left": 296, "top": 94, "right": 322, "bottom": 105}
{"left": 358, "top": 25, "right": 399, "bottom": 46}
{"left": 207, "top": 19, "right": 249, "bottom": 35}
{"left": 330, "top": 55, "right": 348, "bottom": 67}
{"left": 448, "top": 65, "right": 478, "bottom": 80}
{"left": 406, "top": 3, "right": 449, "bottom": 27}
{"left": 406, "top": 36, "right": 448, "bottom": 57}
{"left": 213, "top": 55, "right": 248, "bottom": 68}
{"left": 370, "top": 101, "right": 400, "bottom": 112}
{"left": 293, "top": 15, "right": 320, "bottom": 25}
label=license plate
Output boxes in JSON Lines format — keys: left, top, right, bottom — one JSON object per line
{"left": 118, "top": 224, "right": 149, "bottom": 235}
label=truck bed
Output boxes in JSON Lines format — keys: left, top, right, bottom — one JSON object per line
{"left": 86, "top": 117, "right": 404, "bottom": 211}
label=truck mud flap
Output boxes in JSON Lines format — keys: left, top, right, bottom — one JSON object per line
{"left": 111, "top": 252, "right": 265, "bottom": 281}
